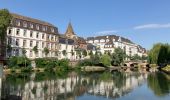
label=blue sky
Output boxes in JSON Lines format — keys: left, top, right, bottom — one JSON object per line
{"left": 0, "top": 0, "right": 170, "bottom": 49}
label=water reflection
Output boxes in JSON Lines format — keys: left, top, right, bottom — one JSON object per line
{"left": 1, "top": 71, "right": 170, "bottom": 100}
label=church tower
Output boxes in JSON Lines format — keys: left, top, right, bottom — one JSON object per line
{"left": 65, "top": 22, "right": 76, "bottom": 39}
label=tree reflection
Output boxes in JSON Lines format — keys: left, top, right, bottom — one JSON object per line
{"left": 147, "top": 72, "right": 170, "bottom": 96}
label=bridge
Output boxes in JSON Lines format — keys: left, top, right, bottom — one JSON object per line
{"left": 109, "top": 61, "right": 149, "bottom": 72}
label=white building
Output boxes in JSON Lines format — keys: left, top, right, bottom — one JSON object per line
{"left": 87, "top": 35, "right": 146, "bottom": 57}
{"left": 58, "top": 36, "right": 75, "bottom": 60}
{"left": 6, "top": 13, "right": 59, "bottom": 59}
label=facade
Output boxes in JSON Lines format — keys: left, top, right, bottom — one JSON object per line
{"left": 58, "top": 35, "right": 75, "bottom": 60}
{"left": 6, "top": 13, "right": 59, "bottom": 59}
{"left": 87, "top": 35, "right": 146, "bottom": 57}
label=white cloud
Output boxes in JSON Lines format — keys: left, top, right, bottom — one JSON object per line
{"left": 134, "top": 23, "right": 170, "bottom": 29}
{"left": 94, "top": 30, "right": 118, "bottom": 35}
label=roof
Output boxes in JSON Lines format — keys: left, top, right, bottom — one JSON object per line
{"left": 87, "top": 43, "right": 96, "bottom": 50}
{"left": 65, "top": 22, "right": 75, "bottom": 35}
{"left": 87, "top": 35, "right": 134, "bottom": 44}
{"left": 58, "top": 36, "right": 75, "bottom": 45}
{"left": 12, "top": 13, "right": 55, "bottom": 27}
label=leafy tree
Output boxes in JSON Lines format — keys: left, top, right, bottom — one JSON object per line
{"left": 82, "top": 50, "right": 87, "bottom": 57}
{"left": 148, "top": 43, "right": 170, "bottom": 65}
{"left": 111, "top": 48, "right": 126, "bottom": 66}
{"left": 76, "top": 49, "right": 81, "bottom": 58}
{"left": 100, "top": 54, "right": 111, "bottom": 67}
{"left": 33, "top": 46, "right": 38, "bottom": 55}
{"left": 131, "top": 54, "right": 141, "bottom": 61}
{"left": 89, "top": 50, "right": 93, "bottom": 58}
{"left": 22, "top": 48, "right": 27, "bottom": 56}
{"left": 43, "top": 47, "right": 49, "bottom": 57}
{"left": 0, "top": 9, "right": 12, "bottom": 59}
{"left": 8, "top": 56, "right": 31, "bottom": 68}
{"left": 62, "top": 50, "right": 67, "bottom": 57}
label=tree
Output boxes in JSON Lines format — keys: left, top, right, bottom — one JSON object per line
{"left": 62, "top": 50, "right": 67, "bottom": 57}
{"left": 33, "top": 46, "right": 38, "bottom": 56}
{"left": 43, "top": 47, "right": 49, "bottom": 57}
{"left": 82, "top": 50, "right": 87, "bottom": 57}
{"left": 100, "top": 54, "right": 111, "bottom": 67}
{"left": 89, "top": 50, "right": 93, "bottom": 58}
{"left": 0, "top": 9, "right": 12, "bottom": 60}
{"left": 111, "top": 48, "right": 126, "bottom": 66}
{"left": 131, "top": 54, "right": 141, "bottom": 61}
{"left": 148, "top": 43, "right": 170, "bottom": 66}
{"left": 22, "top": 48, "right": 27, "bottom": 56}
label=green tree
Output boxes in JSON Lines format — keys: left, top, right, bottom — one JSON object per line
{"left": 89, "top": 50, "right": 93, "bottom": 58}
{"left": 43, "top": 47, "right": 49, "bottom": 57}
{"left": 62, "top": 50, "right": 67, "bottom": 57}
{"left": 131, "top": 54, "right": 141, "bottom": 61}
{"left": 22, "top": 48, "right": 27, "bottom": 56}
{"left": 82, "top": 50, "right": 87, "bottom": 57}
{"left": 148, "top": 43, "right": 170, "bottom": 65}
{"left": 0, "top": 9, "right": 12, "bottom": 59}
{"left": 100, "top": 54, "right": 111, "bottom": 67}
{"left": 111, "top": 48, "right": 126, "bottom": 66}
{"left": 33, "top": 46, "right": 38, "bottom": 56}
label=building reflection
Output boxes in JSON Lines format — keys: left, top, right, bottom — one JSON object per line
{"left": 1, "top": 71, "right": 149, "bottom": 100}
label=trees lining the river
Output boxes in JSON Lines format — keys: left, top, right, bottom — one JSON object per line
{"left": 148, "top": 43, "right": 170, "bottom": 66}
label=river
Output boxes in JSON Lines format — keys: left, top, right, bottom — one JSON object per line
{"left": 1, "top": 71, "right": 170, "bottom": 100}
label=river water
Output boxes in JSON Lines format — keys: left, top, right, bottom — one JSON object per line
{"left": 1, "top": 71, "right": 170, "bottom": 100}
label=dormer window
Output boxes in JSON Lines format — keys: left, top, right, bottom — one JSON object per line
{"left": 36, "top": 24, "right": 39, "bottom": 30}
{"left": 16, "top": 20, "right": 20, "bottom": 26}
{"left": 30, "top": 23, "right": 33, "bottom": 28}
{"left": 51, "top": 28, "right": 54, "bottom": 32}
{"left": 23, "top": 21, "right": 27, "bottom": 27}
{"left": 42, "top": 26, "right": 46, "bottom": 31}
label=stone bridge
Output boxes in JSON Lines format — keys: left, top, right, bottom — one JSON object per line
{"left": 109, "top": 61, "right": 149, "bottom": 72}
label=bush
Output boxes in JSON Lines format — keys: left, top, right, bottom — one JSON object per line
{"left": 78, "top": 59, "right": 93, "bottom": 66}
{"left": 8, "top": 56, "right": 31, "bottom": 68}
{"left": 100, "top": 54, "right": 111, "bottom": 67}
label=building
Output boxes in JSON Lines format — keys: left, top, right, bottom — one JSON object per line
{"left": 58, "top": 35, "right": 75, "bottom": 60}
{"left": 6, "top": 13, "right": 59, "bottom": 59}
{"left": 87, "top": 35, "right": 146, "bottom": 57}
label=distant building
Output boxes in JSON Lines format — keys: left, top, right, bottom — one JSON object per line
{"left": 87, "top": 35, "right": 146, "bottom": 57}
{"left": 6, "top": 13, "right": 59, "bottom": 59}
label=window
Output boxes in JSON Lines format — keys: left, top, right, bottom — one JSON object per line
{"left": 8, "top": 28, "right": 12, "bottom": 35}
{"left": 51, "top": 28, "right": 54, "bottom": 32}
{"left": 23, "top": 40, "right": 26, "bottom": 47}
{"left": 16, "top": 20, "right": 20, "bottom": 26}
{"left": 16, "top": 39, "right": 19, "bottom": 46}
{"left": 36, "top": 24, "right": 39, "bottom": 30}
{"left": 30, "top": 31, "right": 33, "bottom": 37}
{"left": 42, "top": 34, "right": 44, "bottom": 39}
{"left": 30, "top": 23, "right": 33, "bottom": 28}
{"left": 8, "top": 37, "right": 12, "bottom": 45}
{"left": 16, "top": 29, "right": 20, "bottom": 35}
{"left": 23, "top": 30, "right": 27, "bottom": 36}
{"left": 36, "top": 41, "right": 39, "bottom": 48}
{"left": 30, "top": 50, "right": 33, "bottom": 57}
{"left": 42, "top": 42, "right": 44, "bottom": 48}
{"left": 42, "top": 26, "right": 46, "bottom": 31}
{"left": 47, "top": 35, "right": 50, "bottom": 40}
{"left": 30, "top": 41, "right": 33, "bottom": 47}
{"left": 23, "top": 21, "right": 27, "bottom": 27}
{"left": 36, "top": 32, "right": 39, "bottom": 38}
{"left": 51, "top": 36, "right": 54, "bottom": 41}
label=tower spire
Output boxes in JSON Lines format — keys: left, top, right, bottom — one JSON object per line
{"left": 65, "top": 22, "right": 76, "bottom": 38}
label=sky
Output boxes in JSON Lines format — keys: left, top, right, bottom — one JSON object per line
{"left": 0, "top": 0, "right": 170, "bottom": 49}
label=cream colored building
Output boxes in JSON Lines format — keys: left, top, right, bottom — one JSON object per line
{"left": 6, "top": 13, "right": 59, "bottom": 59}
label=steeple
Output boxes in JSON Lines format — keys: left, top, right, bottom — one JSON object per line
{"left": 65, "top": 22, "right": 75, "bottom": 37}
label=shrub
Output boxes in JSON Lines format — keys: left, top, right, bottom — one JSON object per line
{"left": 8, "top": 56, "right": 31, "bottom": 68}
{"left": 100, "top": 54, "right": 111, "bottom": 67}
